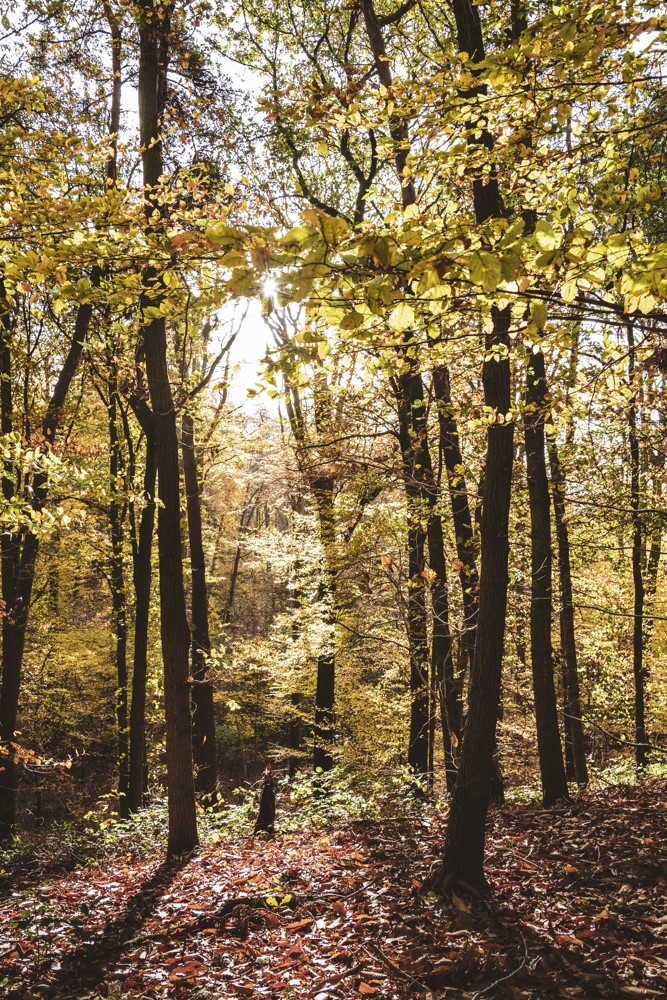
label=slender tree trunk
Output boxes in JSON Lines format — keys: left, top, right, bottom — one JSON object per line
{"left": 398, "top": 366, "right": 460, "bottom": 788}
{"left": 547, "top": 435, "right": 588, "bottom": 784}
{"left": 138, "top": 0, "right": 198, "bottom": 854}
{"left": 182, "top": 410, "right": 216, "bottom": 797}
{"left": 360, "top": 3, "right": 458, "bottom": 788}
{"left": 643, "top": 530, "right": 662, "bottom": 649}
{"left": 0, "top": 290, "right": 94, "bottom": 837}
{"left": 107, "top": 356, "right": 129, "bottom": 816}
{"left": 627, "top": 323, "right": 648, "bottom": 769}
{"left": 423, "top": 441, "right": 459, "bottom": 792}
{"left": 439, "top": 0, "right": 514, "bottom": 886}
{"left": 395, "top": 391, "right": 430, "bottom": 783}
{"left": 560, "top": 652, "right": 576, "bottom": 780}
{"left": 0, "top": 285, "right": 17, "bottom": 837}
{"left": 224, "top": 504, "right": 253, "bottom": 627}
{"left": 287, "top": 493, "right": 305, "bottom": 776}
{"left": 525, "top": 350, "right": 568, "bottom": 805}
{"left": 127, "top": 398, "right": 156, "bottom": 813}
{"left": 312, "top": 477, "right": 336, "bottom": 772}
{"left": 432, "top": 366, "right": 479, "bottom": 673}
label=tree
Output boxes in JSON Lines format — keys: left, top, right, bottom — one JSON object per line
{"left": 438, "top": 0, "right": 514, "bottom": 885}
{"left": 525, "top": 348, "right": 568, "bottom": 804}
{"left": 136, "top": 0, "right": 197, "bottom": 855}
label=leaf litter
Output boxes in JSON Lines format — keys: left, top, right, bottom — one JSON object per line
{"left": 0, "top": 780, "right": 665, "bottom": 999}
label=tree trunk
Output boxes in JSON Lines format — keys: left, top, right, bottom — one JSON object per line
{"left": 394, "top": 391, "right": 430, "bottom": 783}
{"left": 432, "top": 366, "right": 479, "bottom": 673}
{"left": 224, "top": 503, "right": 254, "bottom": 627}
{"left": 0, "top": 285, "right": 17, "bottom": 837}
{"left": 359, "top": 3, "right": 458, "bottom": 789}
{"left": 312, "top": 477, "right": 336, "bottom": 772}
{"left": 547, "top": 435, "right": 588, "bottom": 784}
{"left": 107, "top": 356, "right": 129, "bottom": 817}
{"left": 127, "top": 398, "right": 156, "bottom": 814}
{"left": 423, "top": 436, "right": 459, "bottom": 792}
{"left": 182, "top": 409, "right": 216, "bottom": 797}
{"left": 627, "top": 323, "right": 648, "bottom": 769}
{"left": 439, "top": 0, "right": 514, "bottom": 886}
{"left": 0, "top": 291, "right": 93, "bottom": 837}
{"left": 138, "top": 0, "right": 198, "bottom": 855}
{"left": 643, "top": 531, "right": 662, "bottom": 649}
{"left": 525, "top": 350, "right": 568, "bottom": 805}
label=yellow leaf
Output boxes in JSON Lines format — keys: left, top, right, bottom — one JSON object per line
{"left": 452, "top": 892, "right": 470, "bottom": 913}
{"left": 388, "top": 302, "right": 414, "bottom": 332}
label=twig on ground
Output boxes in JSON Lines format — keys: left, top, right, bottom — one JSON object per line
{"left": 471, "top": 930, "right": 528, "bottom": 999}
{"left": 362, "top": 940, "right": 427, "bottom": 991}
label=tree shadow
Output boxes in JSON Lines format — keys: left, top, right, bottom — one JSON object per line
{"left": 40, "top": 854, "right": 191, "bottom": 999}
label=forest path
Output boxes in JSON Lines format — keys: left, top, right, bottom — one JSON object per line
{"left": 1, "top": 781, "right": 665, "bottom": 999}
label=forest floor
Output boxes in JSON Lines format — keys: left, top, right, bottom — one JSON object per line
{"left": 1, "top": 780, "right": 665, "bottom": 1000}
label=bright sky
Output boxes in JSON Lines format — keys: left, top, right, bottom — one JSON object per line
{"left": 220, "top": 300, "right": 278, "bottom": 412}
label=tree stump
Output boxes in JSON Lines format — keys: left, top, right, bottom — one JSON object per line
{"left": 254, "top": 766, "right": 276, "bottom": 835}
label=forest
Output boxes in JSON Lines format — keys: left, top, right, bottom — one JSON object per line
{"left": 0, "top": 0, "right": 666, "bottom": 997}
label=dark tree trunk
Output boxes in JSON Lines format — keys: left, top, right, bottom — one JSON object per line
{"left": 432, "top": 366, "right": 480, "bottom": 672}
{"left": 547, "top": 435, "right": 588, "bottom": 784}
{"left": 0, "top": 290, "right": 93, "bottom": 837}
{"left": 423, "top": 433, "right": 459, "bottom": 792}
{"left": 224, "top": 503, "right": 254, "bottom": 627}
{"left": 525, "top": 350, "right": 568, "bottom": 805}
{"left": 287, "top": 494, "right": 304, "bottom": 776}
{"left": 439, "top": 0, "right": 514, "bottom": 886}
{"left": 397, "top": 365, "right": 460, "bottom": 788}
{"left": 0, "top": 286, "right": 17, "bottom": 837}
{"left": 127, "top": 397, "right": 156, "bottom": 814}
{"left": 359, "top": 3, "right": 458, "bottom": 789}
{"left": 627, "top": 323, "right": 648, "bottom": 769}
{"left": 182, "top": 409, "right": 217, "bottom": 797}
{"left": 643, "top": 531, "right": 662, "bottom": 649}
{"left": 561, "top": 653, "right": 576, "bottom": 780}
{"left": 224, "top": 543, "right": 242, "bottom": 626}
{"left": 395, "top": 391, "right": 430, "bottom": 783}
{"left": 138, "top": 1, "right": 198, "bottom": 855}
{"left": 107, "top": 356, "right": 129, "bottom": 817}
{"left": 441, "top": 306, "right": 513, "bottom": 884}
{"left": 312, "top": 477, "right": 336, "bottom": 772}
{"left": 288, "top": 691, "right": 302, "bottom": 778}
